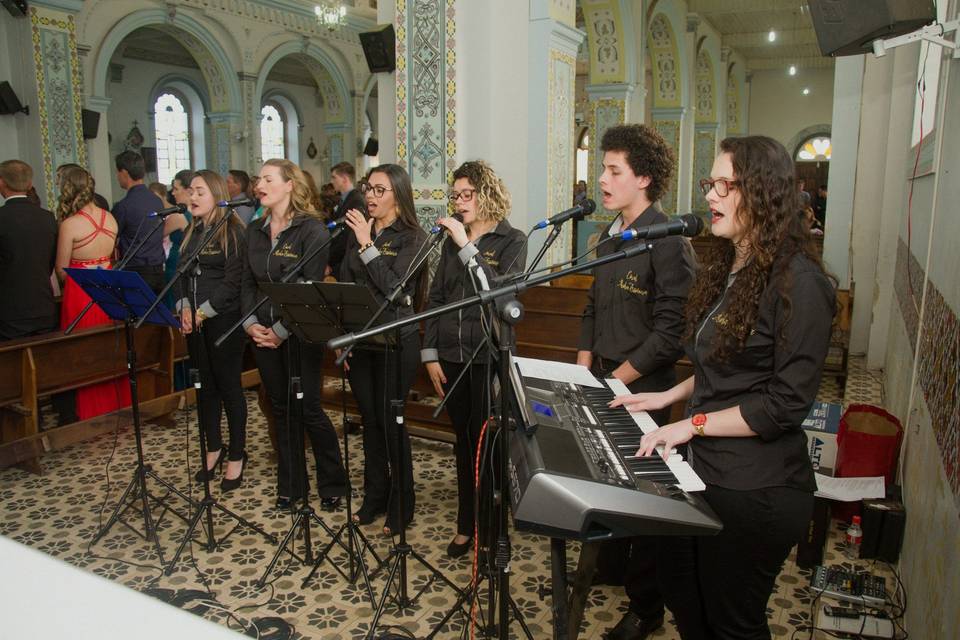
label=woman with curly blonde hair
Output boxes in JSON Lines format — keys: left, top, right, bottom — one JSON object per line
{"left": 243, "top": 158, "right": 347, "bottom": 510}
{"left": 421, "top": 160, "right": 526, "bottom": 556}
{"left": 55, "top": 166, "right": 130, "bottom": 418}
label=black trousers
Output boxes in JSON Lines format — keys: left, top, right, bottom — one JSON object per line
{"left": 346, "top": 332, "right": 419, "bottom": 522}
{"left": 254, "top": 336, "right": 346, "bottom": 500}
{"left": 439, "top": 359, "right": 496, "bottom": 538}
{"left": 125, "top": 264, "right": 164, "bottom": 295}
{"left": 591, "top": 363, "right": 676, "bottom": 620}
{"left": 187, "top": 313, "right": 247, "bottom": 461}
{"left": 660, "top": 485, "right": 814, "bottom": 640}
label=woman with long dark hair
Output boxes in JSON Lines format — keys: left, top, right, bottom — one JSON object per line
{"left": 243, "top": 159, "right": 347, "bottom": 510}
{"left": 340, "top": 163, "right": 427, "bottom": 535}
{"left": 613, "top": 136, "right": 835, "bottom": 639}
{"left": 177, "top": 170, "right": 249, "bottom": 490}
{"left": 422, "top": 160, "right": 525, "bottom": 556}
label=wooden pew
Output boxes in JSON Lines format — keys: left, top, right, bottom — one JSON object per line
{"left": 0, "top": 324, "right": 177, "bottom": 472}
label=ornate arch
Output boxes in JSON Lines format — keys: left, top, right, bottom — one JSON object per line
{"left": 255, "top": 41, "right": 352, "bottom": 126}
{"left": 92, "top": 10, "right": 241, "bottom": 115}
{"left": 580, "top": 0, "right": 636, "bottom": 85}
{"left": 648, "top": 13, "right": 680, "bottom": 108}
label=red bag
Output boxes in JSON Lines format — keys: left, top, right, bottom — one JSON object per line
{"left": 834, "top": 404, "right": 903, "bottom": 519}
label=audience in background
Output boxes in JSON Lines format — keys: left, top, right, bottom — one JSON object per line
{"left": 113, "top": 151, "right": 166, "bottom": 293}
{"left": 329, "top": 162, "right": 365, "bottom": 278}
{"left": 148, "top": 182, "right": 168, "bottom": 203}
{"left": 0, "top": 159, "right": 58, "bottom": 341}
{"left": 163, "top": 170, "right": 194, "bottom": 309}
{"left": 319, "top": 182, "right": 340, "bottom": 219}
{"left": 302, "top": 170, "right": 325, "bottom": 217}
{"left": 226, "top": 169, "right": 256, "bottom": 224}
{"left": 56, "top": 163, "right": 111, "bottom": 213}
{"left": 55, "top": 166, "right": 130, "bottom": 419}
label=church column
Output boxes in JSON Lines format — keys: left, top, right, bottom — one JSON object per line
{"left": 24, "top": 0, "right": 87, "bottom": 207}
{"left": 238, "top": 72, "right": 260, "bottom": 171}
{"left": 394, "top": 0, "right": 458, "bottom": 228}
{"left": 323, "top": 122, "right": 352, "bottom": 173}
{"left": 84, "top": 95, "right": 113, "bottom": 203}
{"left": 585, "top": 82, "right": 637, "bottom": 212}
{"left": 527, "top": 1, "right": 584, "bottom": 264}
{"left": 206, "top": 112, "right": 241, "bottom": 176}
{"left": 650, "top": 107, "right": 687, "bottom": 215}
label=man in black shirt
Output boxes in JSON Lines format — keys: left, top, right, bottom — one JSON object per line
{"left": 577, "top": 125, "right": 696, "bottom": 640}
{"left": 0, "top": 160, "right": 58, "bottom": 340}
{"left": 329, "top": 161, "right": 366, "bottom": 277}
{"left": 112, "top": 151, "right": 165, "bottom": 293}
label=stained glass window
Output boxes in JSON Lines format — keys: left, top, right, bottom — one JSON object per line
{"left": 154, "top": 92, "right": 191, "bottom": 185}
{"left": 260, "top": 103, "right": 286, "bottom": 160}
{"left": 796, "top": 136, "right": 832, "bottom": 162}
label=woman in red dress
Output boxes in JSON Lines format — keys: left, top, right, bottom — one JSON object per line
{"left": 55, "top": 166, "right": 131, "bottom": 419}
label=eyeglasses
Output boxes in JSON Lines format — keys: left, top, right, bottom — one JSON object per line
{"left": 699, "top": 178, "right": 740, "bottom": 197}
{"left": 448, "top": 188, "right": 476, "bottom": 203}
{"left": 360, "top": 183, "right": 393, "bottom": 198}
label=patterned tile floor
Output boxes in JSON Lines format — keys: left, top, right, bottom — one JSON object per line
{"left": 1, "top": 357, "right": 892, "bottom": 639}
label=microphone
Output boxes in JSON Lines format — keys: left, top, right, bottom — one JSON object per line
{"left": 216, "top": 196, "right": 255, "bottom": 208}
{"left": 326, "top": 217, "right": 346, "bottom": 230}
{"left": 625, "top": 213, "right": 703, "bottom": 240}
{"left": 147, "top": 203, "right": 187, "bottom": 218}
{"left": 532, "top": 199, "right": 596, "bottom": 230}
{"left": 429, "top": 212, "right": 464, "bottom": 235}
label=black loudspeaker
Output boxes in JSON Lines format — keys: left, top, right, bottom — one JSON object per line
{"left": 796, "top": 497, "right": 831, "bottom": 569}
{"left": 1, "top": 0, "right": 28, "bottom": 18}
{"left": 860, "top": 498, "right": 906, "bottom": 562}
{"left": 0, "top": 81, "right": 29, "bottom": 116}
{"left": 359, "top": 24, "right": 396, "bottom": 73}
{"left": 362, "top": 136, "right": 379, "bottom": 156}
{"left": 81, "top": 109, "right": 100, "bottom": 139}
{"left": 808, "top": 0, "right": 937, "bottom": 57}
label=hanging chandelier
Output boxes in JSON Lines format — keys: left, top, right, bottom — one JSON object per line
{"left": 315, "top": 1, "right": 347, "bottom": 32}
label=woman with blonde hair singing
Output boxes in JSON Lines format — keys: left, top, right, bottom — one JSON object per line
{"left": 242, "top": 159, "right": 347, "bottom": 510}
{"left": 55, "top": 166, "right": 130, "bottom": 418}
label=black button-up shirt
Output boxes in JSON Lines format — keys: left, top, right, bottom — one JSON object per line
{"left": 176, "top": 222, "right": 246, "bottom": 318}
{"left": 578, "top": 205, "right": 696, "bottom": 384}
{"left": 687, "top": 254, "right": 835, "bottom": 492}
{"left": 421, "top": 220, "right": 526, "bottom": 363}
{"left": 113, "top": 184, "right": 165, "bottom": 268}
{"left": 339, "top": 219, "right": 427, "bottom": 338}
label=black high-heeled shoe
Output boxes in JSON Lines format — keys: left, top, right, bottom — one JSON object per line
{"left": 220, "top": 451, "right": 247, "bottom": 492}
{"left": 194, "top": 446, "right": 226, "bottom": 483}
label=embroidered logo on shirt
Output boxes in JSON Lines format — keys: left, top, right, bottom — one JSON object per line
{"left": 482, "top": 249, "right": 499, "bottom": 266}
{"left": 274, "top": 242, "right": 299, "bottom": 259}
{"left": 200, "top": 245, "right": 223, "bottom": 256}
{"left": 379, "top": 240, "right": 398, "bottom": 257}
{"left": 617, "top": 270, "right": 648, "bottom": 296}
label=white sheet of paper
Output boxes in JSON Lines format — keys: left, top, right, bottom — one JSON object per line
{"left": 814, "top": 474, "right": 886, "bottom": 502}
{"left": 512, "top": 356, "right": 603, "bottom": 387}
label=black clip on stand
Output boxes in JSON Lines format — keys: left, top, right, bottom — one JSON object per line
{"left": 252, "top": 281, "right": 359, "bottom": 588}
{"left": 138, "top": 213, "right": 277, "bottom": 575}
{"left": 334, "top": 235, "right": 463, "bottom": 639}
{"left": 66, "top": 268, "right": 193, "bottom": 564}
{"left": 327, "top": 239, "right": 655, "bottom": 640}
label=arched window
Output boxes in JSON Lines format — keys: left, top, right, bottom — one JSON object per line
{"left": 260, "top": 103, "right": 286, "bottom": 160}
{"left": 153, "top": 92, "right": 191, "bottom": 185}
{"left": 796, "top": 135, "right": 832, "bottom": 162}
{"left": 576, "top": 128, "right": 590, "bottom": 183}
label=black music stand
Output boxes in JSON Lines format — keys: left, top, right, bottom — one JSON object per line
{"left": 67, "top": 268, "right": 192, "bottom": 564}
{"left": 253, "top": 281, "right": 359, "bottom": 589}
{"left": 289, "top": 282, "right": 388, "bottom": 603}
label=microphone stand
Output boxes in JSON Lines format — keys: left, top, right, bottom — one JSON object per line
{"left": 328, "top": 242, "right": 654, "bottom": 640}
{"left": 64, "top": 212, "right": 169, "bottom": 335}
{"left": 212, "top": 225, "right": 346, "bottom": 348}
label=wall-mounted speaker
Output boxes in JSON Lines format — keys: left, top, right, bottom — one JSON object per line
{"left": 363, "top": 137, "right": 379, "bottom": 156}
{"left": 359, "top": 24, "right": 396, "bottom": 73}
{"left": 1, "top": 0, "right": 28, "bottom": 18}
{"left": 81, "top": 109, "right": 100, "bottom": 139}
{"left": 808, "top": 0, "right": 937, "bottom": 57}
{"left": 0, "top": 81, "right": 29, "bottom": 116}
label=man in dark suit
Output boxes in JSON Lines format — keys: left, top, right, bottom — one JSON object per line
{"left": 112, "top": 151, "right": 165, "bottom": 293}
{"left": 328, "top": 162, "right": 366, "bottom": 277}
{"left": 0, "top": 160, "right": 58, "bottom": 340}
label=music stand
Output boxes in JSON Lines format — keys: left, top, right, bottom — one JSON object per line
{"left": 285, "top": 282, "right": 389, "bottom": 603}
{"left": 253, "top": 281, "right": 360, "bottom": 589}
{"left": 67, "top": 268, "right": 193, "bottom": 565}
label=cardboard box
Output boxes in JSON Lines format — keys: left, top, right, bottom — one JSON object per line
{"left": 803, "top": 401, "right": 842, "bottom": 475}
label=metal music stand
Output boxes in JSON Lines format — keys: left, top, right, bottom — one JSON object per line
{"left": 253, "top": 281, "right": 366, "bottom": 589}
{"left": 67, "top": 268, "right": 192, "bottom": 564}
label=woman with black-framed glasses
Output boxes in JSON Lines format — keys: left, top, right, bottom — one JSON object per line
{"left": 339, "top": 163, "right": 427, "bottom": 536}
{"left": 421, "top": 160, "right": 526, "bottom": 557}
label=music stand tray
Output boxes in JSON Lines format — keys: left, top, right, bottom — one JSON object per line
{"left": 65, "top": 267, "right": 190, "bottom": 565}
